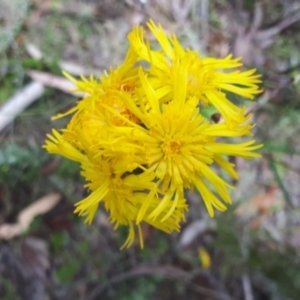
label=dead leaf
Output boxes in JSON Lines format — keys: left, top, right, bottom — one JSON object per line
{"left": 236, "top": 185, "right": 279, "bottom": 216}
{"left": 235, "top": 185, "right": 284, "bottom": 229}
{"left": 0, "top": 193, "right": 61, "bottom": 240}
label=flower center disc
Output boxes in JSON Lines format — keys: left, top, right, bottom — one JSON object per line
{"left": 163, "top": 139, "right": 181, "bottom": 157}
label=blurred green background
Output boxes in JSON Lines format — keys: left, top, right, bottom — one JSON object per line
{"left": 1, "top": 0, "right": 300, "bottom": 299}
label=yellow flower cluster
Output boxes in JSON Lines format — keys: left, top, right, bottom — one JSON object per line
{"left": 44, "top": 20, "right": 262, "bottom": 249}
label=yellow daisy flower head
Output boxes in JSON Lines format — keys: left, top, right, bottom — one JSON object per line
{"left": 116, "top": 68, "right": 261, "bottom": 220}
{"left": 45, "top": 127, "right": 188, "bottom": 249}
{"left": 128, "top": 20, "right": 262, "bottom": 126}
{"left": 44, "top": 20, "right": 263, "bottom": 249}
{"left": 52, "top": 47, "right": 140, "bottom": 123}
{"left": 77, "top": 162, "right": 188, "bottom": 249}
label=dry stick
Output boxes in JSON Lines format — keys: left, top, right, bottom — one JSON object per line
{"left": 86, "top": 266, "right": 233, "bottom": 300}
{"left": 172, "top": 0, "right": 194, "bottom": 22}
{"left": 200, "top": 0, "right": 209, "bottom": 48}
{"left": 0, "top": 81, "right": 44, "bottom": 132}
{"left": 27, "top": 70, "right": 85, "bottom": 97}
{"left": 242, "top": 275, "right": 254, "bottom": 300}
{"left": 256, "top": 9, "right": 300, "bottom": 41}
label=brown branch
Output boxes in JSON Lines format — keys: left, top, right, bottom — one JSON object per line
{"left": 86, "top": 265, "right": 233, "bottom": 300}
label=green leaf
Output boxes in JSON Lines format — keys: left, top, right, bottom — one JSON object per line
{"left": 262, "top": 142, "right": 300, "bottom": 155}
{"left": 55, "top": 261, "right": 80, "bottom": 284}
{"left": 268, "top": 158, "right": 293, "bottom": 207}
{"left": 199, "top": 105, "right": 218, "bottom": 119}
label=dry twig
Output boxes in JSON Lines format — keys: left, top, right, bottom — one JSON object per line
{"left": 0, "top": 81, "right": 44, "bottom": 132}
{"left": 87, "top": 265, "right": 233, "bottom": 300}
{"left": 27, "top": 71, "right": 85, "bottom": 97}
